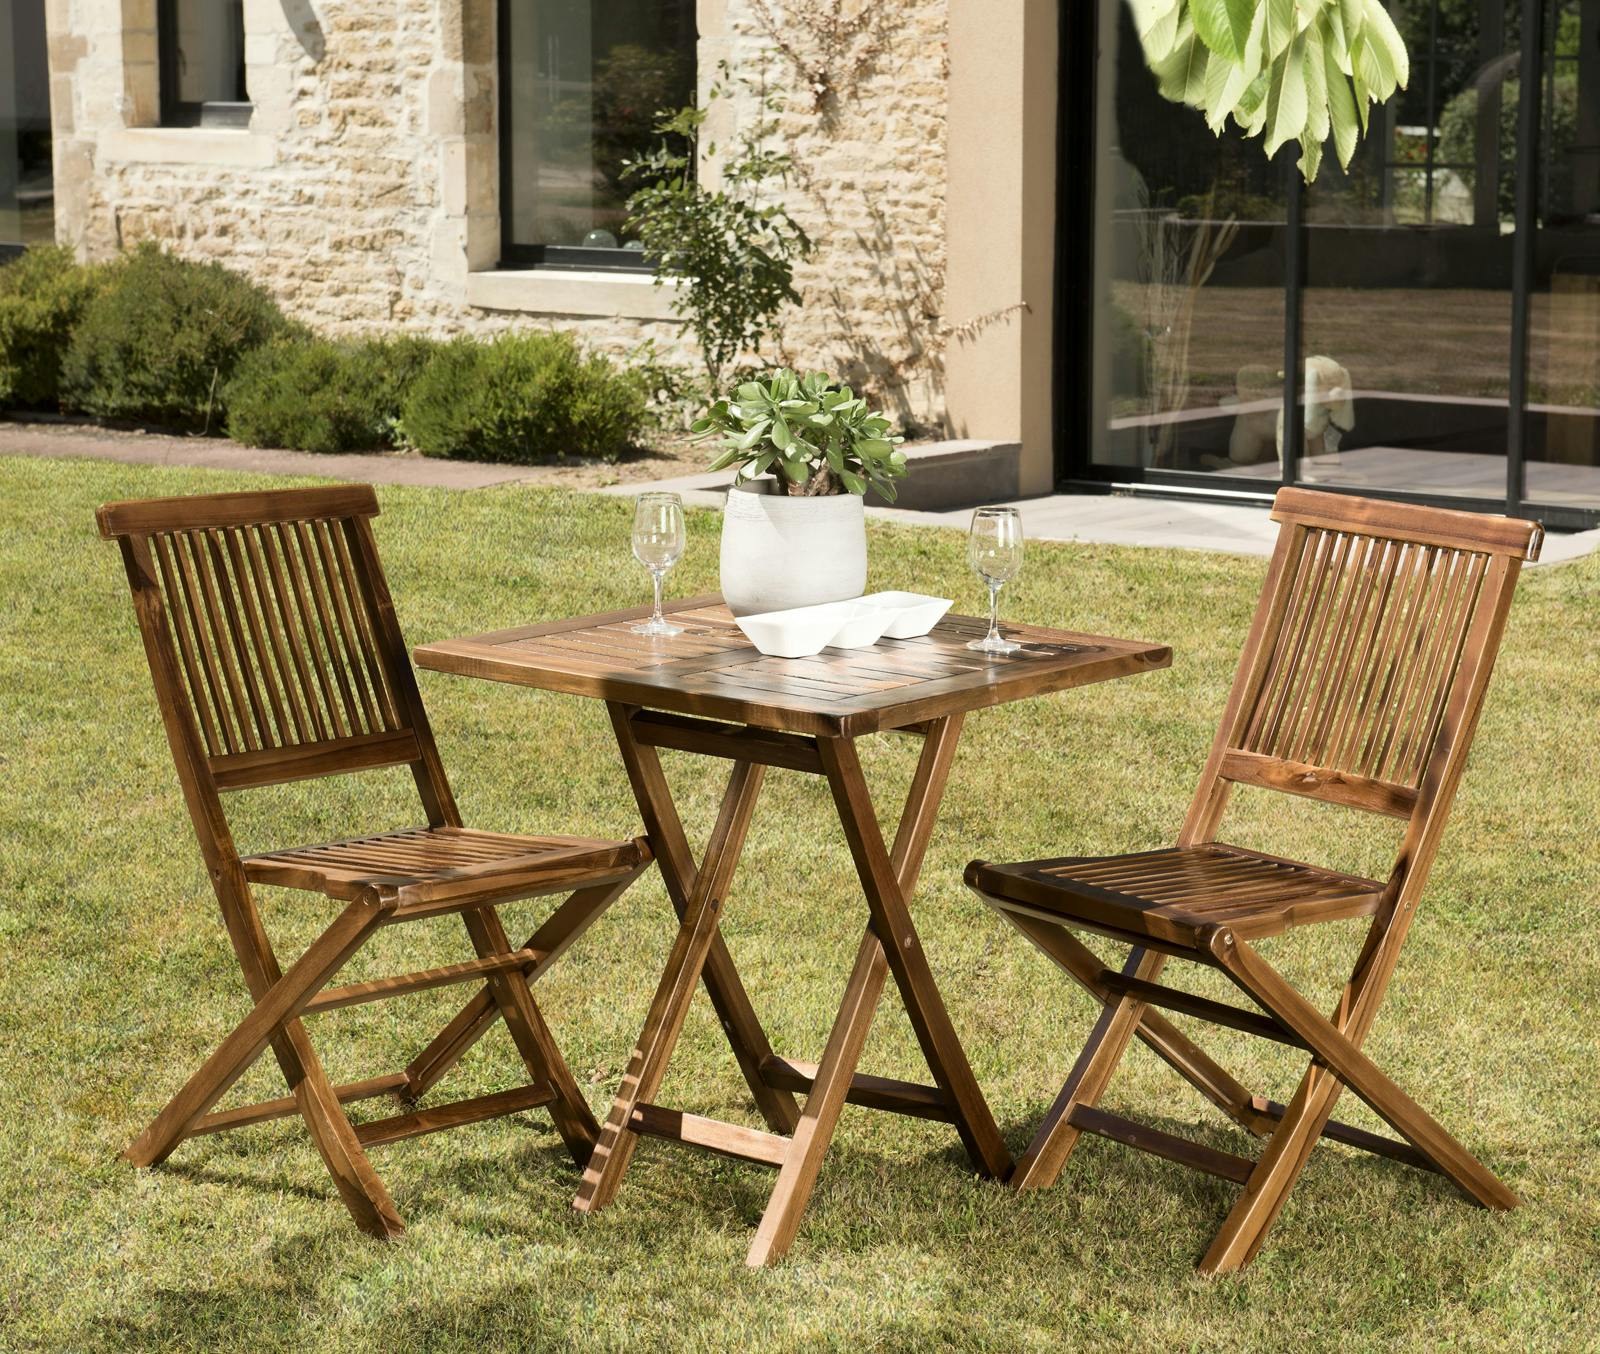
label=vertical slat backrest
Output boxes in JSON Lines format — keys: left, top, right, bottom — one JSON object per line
{"left": 145, "top": 518, "right": 402, "bottom": 760}
{"left": 1181, "top": 489, "right": 1540, "bottom": 846}
{"left": 99, "top": 487, "right": 453, "bottom": 810}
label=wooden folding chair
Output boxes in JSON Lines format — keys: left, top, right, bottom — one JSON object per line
{"left": 98, "top": 485, "right": 651, "bottom": 1238}
{"left": 966, "top": 487, "right": 1540, "bottom": 1272}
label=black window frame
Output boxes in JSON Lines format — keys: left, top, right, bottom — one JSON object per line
{"left": 494, "top": 0, "right": 683, "bottom": 274}
{"left": 157, "top": 0, "right": 251, "bottom": 129}
{"left": 1054, "top": 0, "right": 1599, "bottom": 531}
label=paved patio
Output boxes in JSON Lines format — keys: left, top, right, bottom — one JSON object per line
{"left": 600, "top": 465, "right": 1600, "bottom": 565}
{"left": 5, "top": 418, "right": 1596, "bottom": 565}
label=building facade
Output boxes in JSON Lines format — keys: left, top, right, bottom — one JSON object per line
{"left": 5, "top": 0, "right": 1599, "bottom": 525}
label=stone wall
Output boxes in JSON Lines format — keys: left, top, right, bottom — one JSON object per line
{"left": 46, "top": 0, "right": 951, "bottom": 427}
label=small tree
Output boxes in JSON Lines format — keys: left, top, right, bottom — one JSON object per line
{"left": 623, "top": 70, "right": 812, "bottom": 389}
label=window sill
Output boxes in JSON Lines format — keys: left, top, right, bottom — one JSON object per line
{"left": 465, "top": 268, "right": 683, "bottom": 322}
{"left": 99, "top": 127, "right": 275, "bottom": 169}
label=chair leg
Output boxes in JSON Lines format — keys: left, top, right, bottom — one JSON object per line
{"left": 1012, "top": 947, "right": 1167, "bottom": 1190}
{"left": 124, "top": 895, "right": 382, "bottom": 1167}
{"left": 998, "top": 912, "right": 1277, "bottom": 1137}
{"left": 1200, "top": 929, "right": 1518, "bottom": 1273}
{"left": 404, "top": 871, "right": 645, "bottom": 1102}
{"left": 459, "top": 904, "right": 601, "bottom": 1166}
{"left": 280, "top": 1022, "right": 407, "bottom": 1239}
{"left": 126, "top": 889, "right": 406, "bottom": 1240}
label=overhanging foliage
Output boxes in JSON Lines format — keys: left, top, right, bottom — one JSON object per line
{"left": 1133, "top": 0, "right": 1410, "bottom": 180}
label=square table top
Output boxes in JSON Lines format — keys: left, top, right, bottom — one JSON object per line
{"left": 413, "top": 596, "right": 1172, "bottom": 738}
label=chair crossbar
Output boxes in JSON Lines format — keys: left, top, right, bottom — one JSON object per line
{"left": 627, "top": 1103, "right": 790, "bottom": 1168}
{"left": 1067, "top": 1105, "right": 1256, "bottom": 1185}
{"left": 759, "top": 1054, "right": 956, "bottom": 1122}
{"left": 304, "top": 949, "right": 538, "bottom": 1014}
{"left": 1098, "top": 971, "right": 1306, "bottom": 1049}
{"left": 1251, "top": 1098, "right": 1441, "bottom": 1175}
{"left": 355, "top": 1083, "right": 556, "bottom": 1147}
{"left": 189, "top": 1072, "right": 411, "bottom": 1138}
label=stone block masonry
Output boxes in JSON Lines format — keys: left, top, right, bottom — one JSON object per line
{"left": 48, "top": 0, "right": 952, "bottom": 429}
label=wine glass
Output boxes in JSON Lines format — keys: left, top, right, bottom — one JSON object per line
{"left": 630, "top": 492, "right": 685, "bottom": 636}
{"left": 966, "top": 506, "right": 1024, "bottom": 654}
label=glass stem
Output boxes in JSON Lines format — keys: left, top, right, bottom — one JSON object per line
{"left": 987, "top": 582, "right": 1002, "bottom": 642}
{"left": 651, "top": 569, "right": 665, "bottom": 625}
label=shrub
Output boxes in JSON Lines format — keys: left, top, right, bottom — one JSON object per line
{"left": 399, "top": 330, "right": 646, "bottom": 463}
{"left": 0, "top": 246, "right": 104, "bottom": 410}
{"left": 61, "top": 243, "right": 295, "bottom": 431}
{"left": 224, "top": 335, "right": 436, "bottom": 453}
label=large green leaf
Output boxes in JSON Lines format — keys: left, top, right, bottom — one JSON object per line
{"left": 1361, "top": 0, "right": 1410, "bottom": 87}
{"left": 1303, "top": 18, "right": 1330, "bottom": 144}
{"left": 1262, "top": 32, "right": 1309, "bottom": 155}
{"left": 1137, "top": 0, "right": 1185, "bottom": 60}
{"left": 1262, "top": 0, "right": 1297, "bottom": 59}
{"left": 1324, "top": 28, "right": 1361, "bottom": 166}
{"left": 1152, "top": 17, "right": 1211, "bottom": 104}
{"left": 1189, "top": 0, "right": 1255, "bottom": 62}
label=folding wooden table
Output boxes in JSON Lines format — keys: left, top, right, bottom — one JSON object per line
{"left": 414, "top": 595, "right": 1170, "bottom": 1264}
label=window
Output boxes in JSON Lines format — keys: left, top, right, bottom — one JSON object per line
{"left": 1061, "top": 0, "right": 1600, "bottom": 527}
{"left": 498, "top": 0, "right": 697, "bottom": 270}
{"left": 159, "top": 0, "right": 250, "bottom": 128}
{"left": 1, "top": 0, "right": 53, "bottom": 250}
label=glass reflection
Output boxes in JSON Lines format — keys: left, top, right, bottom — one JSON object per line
{"left": 1, "top": 0, "right": 53, "bottom": 247}
{"left": 1090, "top": 1, "right": 1290, "bottom": 478}
{"left": 1525, "top": 0, "right": 1600, "bottom": 507}
{"left": 502, "top": 0, "right": 696, "bottom": 258}
{"left": 1298, "top": 0, "right": 1517, "bottom": 499}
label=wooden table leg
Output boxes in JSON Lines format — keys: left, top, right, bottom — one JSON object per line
{"left": 747, "top": 927, "right": 888, "bottom": 1265}
{"left": 573, "top": 759, "right": 766, "bottom": 1213}
{"left": 817, "top": 725, "right": 1012, "bottom": 1180}
{"left": 747, "top": 715, "right": 1010, "bottom": 1264}
{"left": 609, "top": 703, "right": 802, "bottom": 1135}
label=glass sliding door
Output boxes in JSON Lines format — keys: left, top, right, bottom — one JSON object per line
{"left": 1084, "top": 0, "right": 1292, "bottom": 481}
{"left": 1064, "top": 0, "right": 1600, "bottom": 525}
{"left": 1, "top": 0, "right": 53, "bottom": 250}
{"left": 1296, "top": 0, "right": 1515, "bottom": 500}
{"left": 1524, "top": 0, "right": 1600, "bottom": 508}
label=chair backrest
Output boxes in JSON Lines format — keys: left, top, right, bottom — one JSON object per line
{"left": 1182, "top": 489, "right": 1541, "bottom": 898}
{"left": 99, "top": 486, "right": 460, "bottom": 865}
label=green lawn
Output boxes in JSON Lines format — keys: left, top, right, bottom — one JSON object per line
{"left": 1, "top": 456, "right": 1595, "bottom": 1351}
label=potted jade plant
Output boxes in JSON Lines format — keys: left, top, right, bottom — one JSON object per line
{"left": 692, "top": 369, "right": 908, "bottom": 615}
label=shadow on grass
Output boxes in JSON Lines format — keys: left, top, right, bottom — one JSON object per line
{"left": 83, "top": 1100, "right": 1518, "bottom": 1350}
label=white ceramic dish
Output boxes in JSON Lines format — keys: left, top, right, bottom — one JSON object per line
{"left": 858, "top": 590, "right": 953, "bottom": 639}
{"left": 827, "top": 602, "right": 893, "bottom": 649}
{"left": 735, "top": 600, "right": 863, "bottom": 659}
{"left": 735, "top": 593, "right": 951, "bottom": 658}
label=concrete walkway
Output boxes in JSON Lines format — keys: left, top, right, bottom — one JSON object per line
{"left": 601, "top": 466, "right": 1600, "bottom": 566}
{"left": 5, "top": 418, "right": 1596, "bottom": 565}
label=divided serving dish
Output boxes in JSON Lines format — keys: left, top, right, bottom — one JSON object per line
{"left": 735, "top": 592, "right": 953, "bottom": 659}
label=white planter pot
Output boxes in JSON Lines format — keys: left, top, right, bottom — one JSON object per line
{"left": 719, "top": 479, "right": 867, "bottom": 617}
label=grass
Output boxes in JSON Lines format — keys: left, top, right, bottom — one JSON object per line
{"left": 1, "top": 455, "right": 1596, "bottom": 1351}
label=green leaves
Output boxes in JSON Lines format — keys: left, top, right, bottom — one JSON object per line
{"left": 1189, "top": 0, "right": 1255, "bottom": 62}
{"left": 690, "top": 368, "right": 909, "bottom": 500}
{"left": 623, "top": 68, "right": 813, "bottom": 388}
{"left": 1135, "top": 0, "right": 1409, "bottom": 181}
